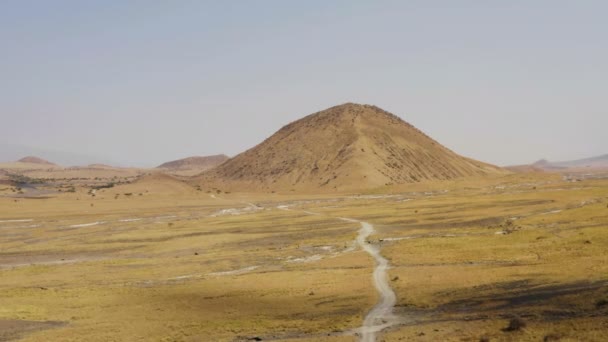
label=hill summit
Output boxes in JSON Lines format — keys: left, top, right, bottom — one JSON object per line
{"left": 198, "top": 103, "right": 506, "bottom": 192}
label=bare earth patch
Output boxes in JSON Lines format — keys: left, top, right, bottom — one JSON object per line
{"left": 0, "top": 319, "right": 66, "bottom": 342}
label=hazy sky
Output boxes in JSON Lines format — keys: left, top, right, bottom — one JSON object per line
{"left": 1, "top": 1, "right": 606, "bottom": 167}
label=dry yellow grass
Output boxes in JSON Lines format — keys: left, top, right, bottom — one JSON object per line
{"left": 0, "top": 173, "right": 607, "bottom": 341}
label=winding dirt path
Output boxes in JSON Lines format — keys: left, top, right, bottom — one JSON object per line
{"left": 278, "top": 205, "right": 400, "bottom": 340}
{"left": 340, "top": 218, "right": 398, "bottom": 341}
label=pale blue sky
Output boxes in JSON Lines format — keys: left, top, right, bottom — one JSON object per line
{"left": 1, "top": 1, "right": 606, "bottom": 167}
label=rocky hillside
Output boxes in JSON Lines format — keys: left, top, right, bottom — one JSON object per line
{"left": 197, "top": 103, "right": 506, "bottom": 192}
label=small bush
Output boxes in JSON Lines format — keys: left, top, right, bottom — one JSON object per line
{"left": 92, "top": 182, "right": 115, "bottom": 190}
{"left": 502, "top": 317, "right": 526, "bottom": 332}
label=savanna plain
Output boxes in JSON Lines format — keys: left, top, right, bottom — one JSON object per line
{"left": 1, "top": 172, "right": 607, "bottom": 342}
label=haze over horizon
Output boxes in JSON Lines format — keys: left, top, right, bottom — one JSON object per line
{"left": 1, "top": 1, "right": 606, "bottom": 167}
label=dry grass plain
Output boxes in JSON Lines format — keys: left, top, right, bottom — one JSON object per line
{"left": 1, "top": 173, "right": 607, "bottom": 341}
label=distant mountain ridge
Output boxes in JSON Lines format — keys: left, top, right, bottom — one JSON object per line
{"left": 157, "top": 155, "right": 229, "bottom": 171}
{"left": 507, "top": 154, "right": 608, "bottom": 173}
{"left": 532, "top": 154, "right": 608, "bottom": 170}
{"left": 197, "top": 103, "right": 507, "bottom": 192}
{"left": 0, "top": 143, "right": 120, "bottom": 166}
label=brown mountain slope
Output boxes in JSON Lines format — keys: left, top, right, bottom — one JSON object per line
{"left": 157, "top": 155, "right": 229, "bottom": 171}
{"left": 197, "top": 103, "right": 507, "bottom": 192}
{"left": 17, "top": 156, "right": 57, "bottom": 166}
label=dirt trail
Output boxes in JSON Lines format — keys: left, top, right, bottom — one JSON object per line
{"left": 340, "top": 218, "right": 398, "bottom": 341}
{"left": 277, "top": 205, "right": 399, "bottom": 340}
{"left": 265, "top": 203, "right": 402, "bottom": 340}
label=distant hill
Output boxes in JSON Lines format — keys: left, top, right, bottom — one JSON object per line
{"left": 17, "top": 156, "right": 58, "bottom": 166}
{"left": 532, "top": 154, "right": 608, "bottom": 171}
{"left": 0, "top": 158, "right": 146, "bottom": 181}
{"left": 507, "top": 154, "right": 608, "bottom": 173}
{"left": 532, "top": 154, "right": 608, "bottom": 169}
{"left": 157, "top": 155, "right": 229, "bottom": 171}
{"left": 197, "top": 103, "right": 507, "bottom": 192}
{"left": 0, "top": 143, "right": 117, "bottom": 166}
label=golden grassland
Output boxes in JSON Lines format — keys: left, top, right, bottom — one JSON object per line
{"left": 0, "top": 173, "right": 607, "bottom": 341}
